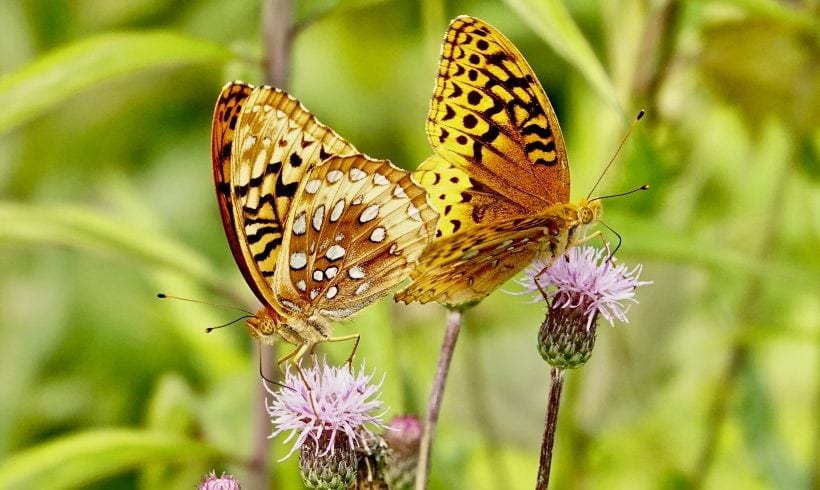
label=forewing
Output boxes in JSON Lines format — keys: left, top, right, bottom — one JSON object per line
{"left": 273, "top": 155, "right": 438, "bottom": 319}
{"left": 426, "top": 15, "right": 571, "bottom": 230}
{"left": 212, "top": 81, "right": 357, "bottom": 306}
{"left": 395, "top": 213, "right": 571, "bottom": 306}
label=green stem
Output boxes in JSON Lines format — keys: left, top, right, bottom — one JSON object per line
{"left": 248, "top": 1, "right": 292, "bottom": 488}
{"left": 632, "top": 0, "right": 682, "bottom": 115}
{"left": 415, "top": 309, "right": 463, "bottom": 489}
{"left": 536, "top": 367, "right": 565, "bottom": 490}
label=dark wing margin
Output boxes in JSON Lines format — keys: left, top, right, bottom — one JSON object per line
{"left": 212, "top": 81, "right": 273, "bottom": 306}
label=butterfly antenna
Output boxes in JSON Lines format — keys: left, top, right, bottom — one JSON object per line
{"left": 598, "top": 220, "right": 623, "bottom": 260}
{"left": 205, "top": 315, "right": 253, "bottom": 333}
{"left": 587, "top": 110, "right": 645, "bottom": 199}
{"left": 258, "top": 349, "right": 290, "bottom": 389}
{"left": 591, "top": 184, "right": 650, "bottom": 202}
{"left": 156, "top": 293, "right": 253, "bottom": 315}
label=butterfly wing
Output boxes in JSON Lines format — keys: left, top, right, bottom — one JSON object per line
{"left": 414, "top": 154, "right": 532, "bottom": 237}
{"left": 272, "top": 154, "right": 438, "bottom": 319}
{"left": 212, "top": 81, "right": 357, "bottom": 307}
{"left": 395, "top": 211, "right": 578, "bottom": 306}
{"left": 424, "top": 15, "right": 571, "bottom": 237}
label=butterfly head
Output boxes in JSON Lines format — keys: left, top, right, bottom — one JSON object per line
{"left": 245, "top": 308, "right": 283, "bottom": 344}
{"left": 577, "top": 198, "right": 603, "bottom": 225}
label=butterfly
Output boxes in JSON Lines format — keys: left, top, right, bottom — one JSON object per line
{"left": 212, "top": 81, "right": 438, "bottom": 363}
{"left": 394, "top": 16, "right": 602, "bottom": 307}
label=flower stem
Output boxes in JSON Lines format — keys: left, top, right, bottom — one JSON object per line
{"left": 263, "top": 0, "right": 292, "bottom": 87}
{"left": 248, "top": 1, "right": 292, "bottom": 488}
{"left": 415, "top": 308, "right": 463, "bottom": 490}
{"left": 249, "top": 342, "right": 274, "bottom": 489}
{"left": 536, "top": 367, "right": 565, "bottom": 490}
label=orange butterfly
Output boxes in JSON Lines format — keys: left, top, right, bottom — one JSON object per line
{"left": 395, "top": 16, "right": 601, "bottom": 307}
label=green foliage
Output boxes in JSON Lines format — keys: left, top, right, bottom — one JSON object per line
{"left": 0, "top": 31, "right": 231, "bottom": 133}
{"left": 0, "top": 0, "right": 817, "bottom": 488}
{"left": 0, "top": 429, "right": 224, "bottom": 488}
{"left": 503, "top": 0, "right": 620, "bottom": 109}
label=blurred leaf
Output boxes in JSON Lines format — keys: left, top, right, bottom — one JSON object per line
{"left": 140, "top": 375, "right": 209, "bottom": 490}
{"left": 0, "top": 203, "right": 249, "bottom": 377}
{"left": 503, "top": 0, "right": 621, "bottom": 110}
{"left": 612, "top": 213, "right": 819, "bottom": 290}
{"left": 0, "top": 202, "right": 224, "bottom": 295}
{"left": 738, "top": 361, "right": 807, "bottom": 488}
{"left": 0, "top": 429, "right": 222, "bottom": 488}
{"left": 465, "top": 443, "right": 532, "bottom": 489}
{"left": 199, "top": 373, "right": 255, "bottom": 461}
{"left": 797, "top": 130, "right": 820, "bottom": 181}
{"left": 0, "top": 31, "right": 231, "bottom": 133}
{"left": 715, "top": 0, "right": 818, "bottom": 30}
{"left": 421, "top": 0, "right": 447, "bottom": 55}
{"left": 145, "top": 374, "right": 199, "bottom": 435}
{"left": 700, "top": 18, "right": 819, "bottom": 131}
{"left": 292, "top": 0, "right": 395, "bottom": 34}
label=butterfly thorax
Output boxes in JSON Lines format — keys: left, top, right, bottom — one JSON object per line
{"left": 509, "top": 198, "right": 601, "bottom": 271}
{"left": 245, "top": 307, "right": 330, "bottom": 346}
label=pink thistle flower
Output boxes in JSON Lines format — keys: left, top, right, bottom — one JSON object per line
{"left": 383, "top": 415, "right": 423, "bottom": 490}
{"left": 265, "top": 357, "right": 388, "bottom": 462}
{"left": 517, "top": 245, "right": 650, "bottom": 330}
{"left": 198, "top": 470, "right": 241, "bottom": 490}
{"left": 515, "top": 245, "right": 650, "bottom": 369}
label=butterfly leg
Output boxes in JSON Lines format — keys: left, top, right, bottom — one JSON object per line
{"left": 325, "top": 333, "right": 361, "bottom": 371}
{"left": 532, "top": 230, "right": 606, "bottom": 301}
{"left": 573, "top": 230, "right": 602, "bottom": 246}
{"left": 279, "top": 345, "right": 324, "bottom": 417}
{"left": 573, "top": 229, "right": 618, "bottom": 262}
{"left": 533, "top": 257, "right": 558, "bottom": 302}
{"left": 294, "top": 365, "right": 322, "bottom": 418}
{"left": 277, "top": 342, "right": 311, "bottom": 368}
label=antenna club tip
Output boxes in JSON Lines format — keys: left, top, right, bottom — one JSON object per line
{"left": 205, "top": 328, "right": 214, "bottom": 333}
{"left": 637, "top": 110, "right": 645, "bottom": 120}
{"left": 157, "top": 293, "right": 166, "bottom": 298}
{"left": 641, "top": 184, "right": 650, "bottom": 190}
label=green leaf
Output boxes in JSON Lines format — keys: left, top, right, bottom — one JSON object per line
{"left": 738, "top": 362, "right": 807, "bottom": 488}
{"left": 700, "top": 19, "right": 819, "bottom": 132}
{"left": 0, "top": 202, "right": 223, "bottom": 292}
{"left": 717, "top": 0, "right": 818, "bottom": 30}
{"left": 503, "top": 0, "right": 620, "bottom": 110}
{"left": 0, "top": 31, "right": 231, "bottom": 133}
{"left": 611, "top": 214, "right": 820, "bottom": 290}
{"left": 0, "top": 429, "right": 223, "bottom": 488}
{"left": 0, "top": 202, "right": 249, "bottom": 377}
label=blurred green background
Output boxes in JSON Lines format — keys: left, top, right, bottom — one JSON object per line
{"left": 0, "top": 0, "right": 817, "bottom": 488}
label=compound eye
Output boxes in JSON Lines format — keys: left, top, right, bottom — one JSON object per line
{"left": 259, "top": 319, "right": 275, "bottom": 335}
